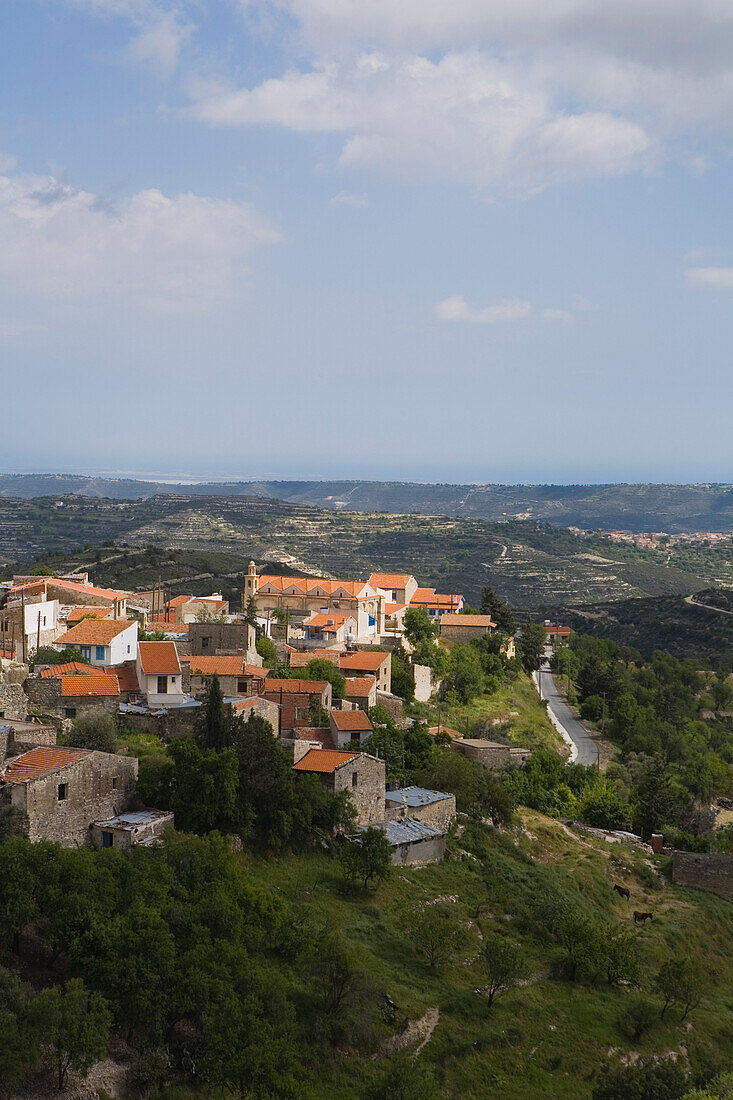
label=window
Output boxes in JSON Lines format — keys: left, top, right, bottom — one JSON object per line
{"left": 157, "top": 675, "right": 168, "bottom": 694}
{"left": 57, "top": 783, "right": 68, "bottom": 801}
{"left": 351, "top": 772, "right": 358, "bottom": 787}
{"left": 95, "top": 645, "right": 105, "bottom": 662}
{"left": 101, "top": 831, "right": 113, "bottom": 848}
{"left": 237, "top": 679, "right": 247, "bottom": 694}
{"left": 81, "top": 646, "right": 91, "bottom": 660}
{"left": 42, "top": 615, "right": 46, "bottom": 627}
{"left": 368, "top": 615, "right": 376, "bottom": 628}
{"left": 64, "top": 707, "right": 76, "bottom": 719}
{"left": 111, "top": 777, "right": 118, "bottom": 790}
{"left": 201, "top": 636, "right": 210, "bottom": 650}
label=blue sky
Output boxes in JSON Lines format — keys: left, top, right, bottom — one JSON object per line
{"left": 2, "top": 0, "right": 733, "bottom": 484}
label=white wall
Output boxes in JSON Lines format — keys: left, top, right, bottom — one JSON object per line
{"left": 108, "top": 622, "right": 139, "bottom": 666}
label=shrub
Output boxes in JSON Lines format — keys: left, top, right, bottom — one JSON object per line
{"left": 580, "top": 695, "right": 605, "bottom": 722}
{"left": 618, "top": 998, "right": 657, "bottom": 1043}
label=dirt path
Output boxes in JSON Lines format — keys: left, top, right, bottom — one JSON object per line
{"left": 380, "top": 1006, "right": 440, "bottom": 1057}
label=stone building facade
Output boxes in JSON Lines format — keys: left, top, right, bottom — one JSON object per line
{"left": 0, "top": 683, "right": 29, "bottom": 722}
{"left": 292, "top": 748, "right": 385, "bottom": 826}
{"left": 0, "top": 746, "right": 138, "bottom": 847}
{"left": 187, "top": 621, "right": 258, "bottom": 663}
{"left": 452, "top": 738, "right": 531, "bottom": 770}
{"left": 384, "top": 786, "right": 456, "bottom": 831}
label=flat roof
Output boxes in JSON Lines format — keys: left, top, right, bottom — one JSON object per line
{"left": 385, "top": 786, "right": 452, "bottom": 807}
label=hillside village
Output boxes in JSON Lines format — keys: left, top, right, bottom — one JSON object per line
{"left": 0, "top": 562, "right": 527, "bottom": 861}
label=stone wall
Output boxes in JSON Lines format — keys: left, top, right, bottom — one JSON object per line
{"left": 375, "top": 691, "right": 404, "bottom": 728}
{"left": 440, "top": 623, "right": 491, "bottom": 644}
{"left": 390, "top": 834, "right": 446, "bottom": 866}
{"left": 0, "top": 683, "right": 29, "bottom": 721}
{"left": 333, "top": 752, "right": 385, "bottom": 826}
{"left": 385, "top": 793, "right": 456, "bottom": 832}
{"left": 0, "top": 661, "right": 29, "bottom": 685}
{"left": 188, "top": 622, "right": 257, "bottom": 660}
{"left": 672, "top": 851, "right": 733, "bottom": 903}
{"left": 452, "top": 739, "right": 530, "bottom": 770}
{"left": 10, "top": 751, "right": 138, "bottom": 848}
{"left": 117, "top": 707, "right": 200, "bottom": 742}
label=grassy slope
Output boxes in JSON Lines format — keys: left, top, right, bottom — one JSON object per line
{"left": 238, "top": 813, "right": 733, "bottom": 1100}
{"left": 413, "top": 673, "right": 565, "bottom": 755}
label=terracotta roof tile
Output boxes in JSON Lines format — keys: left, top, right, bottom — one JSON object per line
{"left": 339, "top": 652, "right": 388, "bottom": 672}
{"left": 66, "top": 606, "right": 112, "bottom": 623}
{"left": 288, "top": 649, "right": 342, "bottom": 669}
{"left": 56, "top": 619, "right": 136, "bottom": 645}
{"left": 138, "top": 641, "right": 181, "bottom": 675}
{"left": 368, "top": 573, "right": 414, "bottom": 589}
{"left": 0, "top": 746, "right": 92, "bottom": 784}
{"left": 305, "top": 612, "right": 356, "bottom": 629}
{"left": 111, "top": 666, "right": 139, "bottom": 692}
{"left": 12, "top": 578, "right": 130, "bottom": 601}
{"left": 343, "top": 677, "right": 377, "bottom": 697}
{"left": 39, "top": 662, "right": 95, "bottom": 678}
{"left": 60, "top": 673, "right": 120, "bottom": 698}
{"left": 263, "top": 679, "right": 328, "bottom": 694}
{"left": 441, "top": 614, "right": 495, "bottom": 627}
{"left": 331, "top": 710, "right": 372, "bottom": 731}
{"left": 259, "top": 575, "right": 370, "bottom": 598}
{"left": 292, "top": 749, "right": 357, "bottom": 773}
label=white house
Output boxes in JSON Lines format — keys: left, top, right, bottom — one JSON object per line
{"left": 55, "top": 619, "right": 138, "bottom": 667}
{"left": 24, "top": 599, "right": 60, "bottom": 650}
{"left": 303, "top": 611, "right": 358, "bottom": 645}
{"left": 136, "top": 641, "right": 185, "bottom": 708}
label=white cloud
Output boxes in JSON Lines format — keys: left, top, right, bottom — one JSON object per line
{"left": 0, "top": 165, "right": 281, "bottom": 311}
{"left": 435, "top": 296, "right": 532, "bottom": 323}
{"left": 541, "top": 307, "right": 574, "bottom": 321}
{"left": 63, "top": 0, "right": 193, "bottom": 77}
{"left": 193, "top": 52, "right": 651, "bottom": 194}
{"left": 436, "top": 296, "right": 574, "bottom": 323}
{"left": 687, "top": 266, "right": 733, "bottom": 291}
{"left": 330, "top": 190, "right": 368, "bottom": 207}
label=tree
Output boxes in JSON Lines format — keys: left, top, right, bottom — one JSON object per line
{"left": 480, "top": 585, "right": 515, "bottom": 634}
{"left": 592, "top": 1058, "right": 688, "bottom": 1100}
{"left": 406, "top": 903, "right": 463, "bottom": 970}
{"left": 196, "top": 673, "right": 229, "bottom": 750}
{"left": 302, "top": 657, "right": 346, "bottom": 699}
{"left": 519, "top": 623, "right": 545, "bottom": 674}
{"left": 244, "top": 595, "right": 259, "bottom": 630}
{"left": 618, "top": 997, "right": 657, "bottom": 1043}
{"left": 256, "top": 634, "right": 277, "bottom": 667}
{"left": 579, "top": 781, "right": 631, "bottom": 831}
{"left": 655, "top": 958, "right": 704, "bottom": 1021}
{"left": 30, "top": 645, "right": 89, "bottom": 670}
{"left": 391, "top": 649, "right": 415, "bottom": 701}
{"left": 404, "top": 606, "right": 438, "bottom": 646}
{"left": 604, "top": 930, "right": 640, "bottom": 987}
{"left": 230, "top": 713, "right": 299, "bottom": 847}
{"left": 634, "top": 755, "right": 676, "bottom": 840}
{"left": 481, "top": 933, "right": 525, "bottom": 1007}
{"left": 443, "top": 643, "right": 484, "bottom": 704}
{"left": 339, "top": 827, "right": 392, "bottom": 891}
{"left": 311, "top": 933, "right": 361, "bottom": 1043}
{"left": 168, "top": 737, "right": 239, "bottom": 834}
{"left": 29, "top": 978, "right": 111, "bottom": 1091}
{"left": 66, "top": 710, "right": 116, "bottom": 753}
{"left": 556, "top": 912, "right": 605, "bottom": 982}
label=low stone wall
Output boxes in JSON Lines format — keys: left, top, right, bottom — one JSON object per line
{"left": 376, "top": 691, "right": 404, "bottom": 728}
{"left": 117, "top": 707, "right": 200, "bottom": 741}
{"left": 672, "top": 851, "right": 733, "bottom": 903}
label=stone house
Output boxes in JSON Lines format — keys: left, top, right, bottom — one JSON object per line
{"left": 183, "top": 656, "right": 268, "bottom": 698}
{"left": 136, "top": 642, "right": 185, "bottom": 708}
{"left": 368, "top": 573, "right": 419, "bottom": 607}
{"left": 374, "top": 817, "right": 446, "bottom": 866}
{"left": 262, "top": 679, "right": 332, "bottom": 713}
{"left": 303, "top": 612, "right": 358, "bottom": 645}
{"left": 187, "top": 621, "right": 258, "bottom": 663}
{"left": 340, "top": 651, "right": 391, "bottom": 694}
{"left": 452, "top": 738, "right": 531, "bottom": 770}
{"left": 225, "top": 694, "right": 279, "bottom": 730}
{"left": 343, "top": 676, "right": 377, "bottom": 710}
{"left": 330, "top": 708, "right": 373, "bottom": 749}
{"left": 384, "top": 786, "right": 456, "bottom": 831}
{"left": 55, "top": 618, "right": 139, "bottom": 667}
{"left": 409, "top": 588, "right": 464, "bottom": 620}
{"left": 90, "top": 808, "right": 174, "bottom": 851}
{"left": 25, "top": 669, "right": 120, "bottom": 721}
{"left": 162, "top": 593, "right": 230, "bottom": 623}
{"left": 0, "top": 745, "right": 138, "bottom": 847}
{"left": 292, "top": 748, "right": 385, "bottom": 826}
{"left": 440, "top": 614, "right": 497, "bottom": 643}
{"left": 248, "top": 567, "right": 385, "bottom": 641}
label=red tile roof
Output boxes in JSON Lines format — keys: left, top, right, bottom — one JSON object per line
{"left": 411, "top": 590, "right": 464, "bottom": 610}
{"left": 331, "top": 709, "right": 372, "bottom": 731}
{"left": 12, "top": 578, "right": 130, "bottom": 601}
{"left": 385, "top": 602, "right": 407, "bottom": 615}
{"left": 183, "top": 656, "right": 265, "bottom": 678}
{"left": 39, "top": 662, "right": 95, "bottom": 678}
{"left": 138, "top": 641, "right": 181, "bottom": 675}
{"left": 148, "top": 620, "right": 189, "bottom": 634}
{"left": 343, "top": 677, "right": 377, "bottom": 697}
{"left": 111, "top": 665, "right": 139, "bottom": 692}
{"left": 339, "top": 652, "right": 388, "bottom": 672}
{"left": 293, "top": 749, "right": 356, "bottom": 773}
{"left": 56, "top": 619, "right": 135, "bottom": 646}
{"left": 306, "top": 612, "right": 356, "bottom": 630}
{"left": 0, "top": 746, "right": 92, "bottom": 785}
{"left": 288, "top": 649, "right": 342, "bottom": 669}
{"left": 368, "top": 573, "right": 414, "bottom": 589}
{"left": 441, "top": 614, "right": 496, "bottom": 628}
{"left": 259, "top": 575, "right": 370, "bottom": 598}
{"left": 66, "top": 606, "right": 112, "bottom": 623}
{"left": 263, "top": 679, "right": 328, "bottom": 694}
{"left": 60, "top": 674, "right": 120, "bottom": 698}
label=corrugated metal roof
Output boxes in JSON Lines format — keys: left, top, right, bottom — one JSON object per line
{"left": 384, "top": 786, "right": 451, "bottom": 808}
{"left": 377, "top": 817, "right": 443, "bottom": 844}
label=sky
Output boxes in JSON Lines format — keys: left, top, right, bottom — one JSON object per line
{"left": 2, "top": 0, "right": 733, "bottom": 484}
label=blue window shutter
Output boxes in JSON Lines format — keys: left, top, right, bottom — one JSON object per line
{"left": 95, "top": 645, "right": 105, "bottom": 661}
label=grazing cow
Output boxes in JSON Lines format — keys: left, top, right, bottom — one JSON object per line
{"left": 613, "top": 884, "right": 630, "bottom": 900}
{"left": 633, "top": 911, "right": 653, "bottom": 924}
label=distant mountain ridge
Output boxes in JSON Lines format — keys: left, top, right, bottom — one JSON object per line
{"left": 1, "top": 474, "right": 733, "bottom": 533}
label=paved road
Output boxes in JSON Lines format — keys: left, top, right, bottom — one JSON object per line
{"left": 537, "top": 663, "right": 601, "bottom": 767}
{"left": 684, "top": 594, "right": 733, "bottom": 616}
